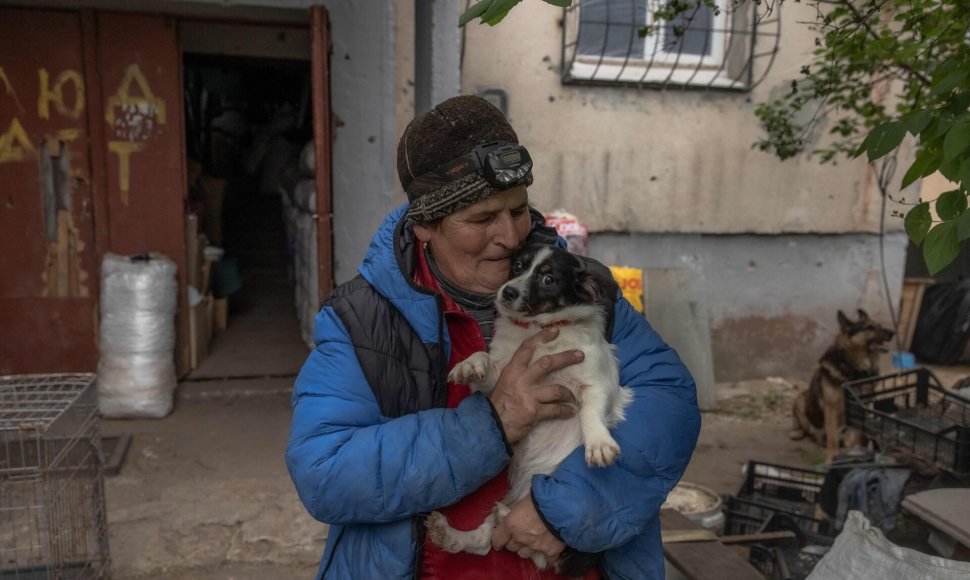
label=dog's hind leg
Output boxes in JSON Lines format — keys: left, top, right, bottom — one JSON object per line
{"left": 426, "top": 510, "right": 498, "bottom": 556}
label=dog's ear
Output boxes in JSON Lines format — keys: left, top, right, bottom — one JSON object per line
{"left": 857, "top": 308, "right": 870, "bottom": 322}
{"left": 837, "top": 310, "right": 851, "bottom": 331}
{"left": 577, "top": 271, "right": 612, "bottom": 303}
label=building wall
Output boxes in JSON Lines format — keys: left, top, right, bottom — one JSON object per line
{"left": 316, "top": 0, "right": 402, "bottom": 283}
{"left": 461, "top": 1, "right": 912, "bottom": 380}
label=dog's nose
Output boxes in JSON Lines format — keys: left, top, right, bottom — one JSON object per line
{"left": 502, "top": 286, "right": 519, "bottom": 301}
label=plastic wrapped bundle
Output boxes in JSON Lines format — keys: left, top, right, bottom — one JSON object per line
{"left": 97, "top": 253, "right": 178, "bottom": 418}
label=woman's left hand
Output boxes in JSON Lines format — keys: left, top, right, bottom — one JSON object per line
{"left": 491, "top": 496, "right": 565, "bottom": 564}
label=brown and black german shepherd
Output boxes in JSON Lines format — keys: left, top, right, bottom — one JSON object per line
{"left": 790, "top": 309, "right": 894, "bottom": 461}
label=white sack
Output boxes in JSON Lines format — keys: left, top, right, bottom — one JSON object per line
{"left": 97, "top": 352, "right": 175, "bottom": 418}
{"left": 807, "top": 511, "right": 970, "bottom": 580}
{"left": 299, "top": 141, "right": 315, "bottom": 177}
{"left": 97, "top": 253, "right": 177, "bottom": 418}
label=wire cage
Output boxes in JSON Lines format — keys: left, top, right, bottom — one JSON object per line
{"left": 0, "top": 373, "right": 110, "bottom": 579}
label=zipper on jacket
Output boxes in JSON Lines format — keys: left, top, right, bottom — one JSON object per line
{"left": 412, "top": 513, "right": 428, "bottom": 580}
{"left": 433, "top": 293, "right": 448, "bottom": 408}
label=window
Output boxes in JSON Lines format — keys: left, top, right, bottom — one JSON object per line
{"left": 563, "top": 0, "right": 778, "bottom": 90}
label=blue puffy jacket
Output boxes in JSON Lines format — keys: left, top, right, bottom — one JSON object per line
{"left": 286, "top": 205, "right": 701, "bottom": 579}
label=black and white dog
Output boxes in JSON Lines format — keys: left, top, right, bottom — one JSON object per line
{"left": 427, "top": 244, "right": 632, "bottom": 572}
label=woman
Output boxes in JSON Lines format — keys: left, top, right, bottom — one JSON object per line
{"left": 286, "top": 95, "right": 701, "bottom": 579}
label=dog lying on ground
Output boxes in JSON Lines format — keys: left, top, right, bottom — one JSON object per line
{"left": 427, "top": 244, "right": 633, "bottom": 573}
{"left": 790, "top": 309, "right": 894, "bottom": 462}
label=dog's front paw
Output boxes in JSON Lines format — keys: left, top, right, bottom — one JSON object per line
{"left": 585, "top": 435, "right": 621, "bottom": 468}
{"left": 426, "top": 511, "right": 463, "bottom": 553}
{"left": 447, "top": 351, "right": 490, "bottom": 385}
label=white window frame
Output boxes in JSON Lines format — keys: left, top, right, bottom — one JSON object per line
{"left": 568, "top": 0, "right": 739, "bottom": 88}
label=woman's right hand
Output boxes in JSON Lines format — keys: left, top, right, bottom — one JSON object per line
{"left": 488, "top": 327, "right": 584, "bottom": 444}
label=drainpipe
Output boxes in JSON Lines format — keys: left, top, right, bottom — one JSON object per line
{"left": 414, "top": 0, "right": 461, "bottom": 114}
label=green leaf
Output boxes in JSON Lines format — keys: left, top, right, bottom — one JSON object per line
{"left": 936, "top": 189, "right": 967, "bottom": 221}
{"left": 958, "top": 208, "right": 970, "bottom": 241}
{"left": 481, "top": 0, "right": 519, "bottom": 25}
{"left": 542, "top": 0, "right": 573, "bottom": 6}
{"left": 905, "top": 202, "right": 932, "bottom": 246}
{"left": 931, "top": 69, "right": 969, "bottom": 97}
{"left": 904, "top": 109, "right": 933, "bottom": 136}
{"left": 459, "top": 0, "right": 492, "bottom": 27}
{"left": 863, "top": 121, "right": 907, "bottom": 161}
{"left": 943, "top": 122, "right": 970, "bottom": 161}
{"left": 961, "top": 159, "right": 970, "bottom": 192}
{"left": 941, "top": 155, "right": 963, "bottom": 182}
{"left": 930, "top": 117, "right": 954, "bottom": 140}
{"left": 924, "top": 221, "right": 960, "bottom": 275}
{"left": 902, "top": 147, "right": 942, "bottom": 188}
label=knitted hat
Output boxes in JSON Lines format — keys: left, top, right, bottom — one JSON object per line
{"left": 398, "top": 95, "right": 527, "bottom": 222}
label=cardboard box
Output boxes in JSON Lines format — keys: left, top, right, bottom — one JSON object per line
{"left": 189, "top": 294, "right": 212, "bottom": 370}
{"left": 184, "top": 214, "right": 205, "bottom": 291}
{"left": 213, "top": 297, "right": 228, "bottom": 332}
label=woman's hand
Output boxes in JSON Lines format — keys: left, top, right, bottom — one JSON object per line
{"left": 488, "top": 326, "right": 583, "bottom": 444}
{"left": 491, "top": 496, "right": 565, "bottom": 565}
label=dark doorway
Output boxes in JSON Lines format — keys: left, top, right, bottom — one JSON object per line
{"left": 182, "top": 54, "right": 313, "bottom": 379}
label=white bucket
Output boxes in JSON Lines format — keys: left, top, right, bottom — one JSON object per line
{"left": 662, "top": 481, "right": 725, "bottom": 533}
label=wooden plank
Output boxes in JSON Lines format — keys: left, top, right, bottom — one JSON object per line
{"left": 663, "top": 529, "right": 718, "bottom": 544}
{"left": 898, "top": 277, "right": 934, "bottom": 351}
{"left": 902, "top": 488, "right": 970, "bottom": 549}
{"left": 661, "top": 509, "right": 764, "bottom": 580}
{"left": 720, "top": 531, "right": 797, "bottom": 545}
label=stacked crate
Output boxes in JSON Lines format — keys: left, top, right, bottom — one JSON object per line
{"left": 0, "top": 374, "right": 109, "bottom": 579}
{"left": 723, "top": 461, "right": 834, "bottom": 580}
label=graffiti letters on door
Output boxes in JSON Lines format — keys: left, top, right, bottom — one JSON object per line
{"left": 0, "top": 62, "right": 166, "bottom": 206}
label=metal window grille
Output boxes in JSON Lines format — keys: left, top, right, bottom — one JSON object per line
{"left": 1, "top": 374, "right": 110, "bottom": 579}
{"left": 562, "top": 0, "right": 782, "bottom": 90}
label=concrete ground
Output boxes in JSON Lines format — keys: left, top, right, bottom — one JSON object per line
{"left": 102, "top": 380, "right": 323, "bottom": 579}
{"left": 100, "top": 362, "right": 969, "bottom": 579}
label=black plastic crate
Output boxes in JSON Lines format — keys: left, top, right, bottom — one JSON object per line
{"left": 749, "top": 540, "right": 831, "bottom": 580}
{"left": 844, "top": 368, "right": 970, "bottom": 476}
{"left": 723, "top": 496, "right": 832, "bottom": 538}
{"left": 742, "top": 509, "right": 833, "bottom": 580}
{"left": 736, "top": 461, "right": 827, "bottom": 519}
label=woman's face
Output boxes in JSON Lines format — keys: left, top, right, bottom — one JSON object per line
{"left": 413, "top": 186, "right": 532, "bottom": 294}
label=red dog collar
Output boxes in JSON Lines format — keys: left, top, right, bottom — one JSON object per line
{"left": 509, "top": 318, "right": 572, "bottom": 330}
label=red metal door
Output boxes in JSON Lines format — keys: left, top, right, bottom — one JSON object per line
{"left": 311, "top": 5, "right": 333, "bottom": 299}
{"left": 0, "top": 8, "right": 99, "bottom": 373}
{"left": 95, "top": 13, "right": 189, "bottom": 371}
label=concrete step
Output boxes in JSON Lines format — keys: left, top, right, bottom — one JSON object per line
{"left": 177, "top": 376, "right": 296, "bottom": 402}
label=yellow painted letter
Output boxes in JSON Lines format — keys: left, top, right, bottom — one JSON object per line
{"left": 0, "top": 117, "right": 36, "bottom": 163}
{"left": 38, "top": 68, "right": 85, "bottom": 120}
{"left": 108, "top": 140, "right": 145, "bottom": 205}
{"left": 105, "top": 64, "right": 166, "bottom": 128}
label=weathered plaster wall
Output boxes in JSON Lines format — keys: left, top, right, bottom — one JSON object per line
{"left": 593, "top": 232, "right": 908, "bottom": 381}
{"left": 461, "top": 1, "right": 912, "bottom": 380}
{"left": 460, "top": 1, "right": 914, "bottom": 235}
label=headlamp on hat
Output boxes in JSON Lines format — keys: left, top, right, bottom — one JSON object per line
{"left": 406, "top": 141, "right": 533, "bottom": 199}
